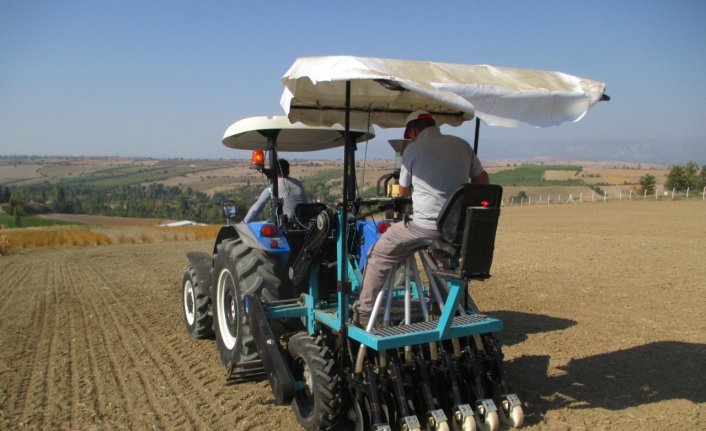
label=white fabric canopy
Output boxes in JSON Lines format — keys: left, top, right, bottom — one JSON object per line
{"left": 281, "top": 56, "right": 607, "bottom": 130}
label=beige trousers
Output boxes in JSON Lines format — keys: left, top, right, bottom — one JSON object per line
{"left": 354, "top": 220, "right": 441, "bottom": 313}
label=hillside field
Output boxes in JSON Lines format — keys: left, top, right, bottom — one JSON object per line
{"left": 0, "top": 156, "right": 672, "bottom": 198}
{"left": 1, "top": 200, "right": 704, "bottom": 430}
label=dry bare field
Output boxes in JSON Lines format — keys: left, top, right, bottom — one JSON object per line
{"left": 1, "top": 201, "right": 705, "bottom": 430}
{"left": 0, "top": 157, "right": 162, "bottom": 186}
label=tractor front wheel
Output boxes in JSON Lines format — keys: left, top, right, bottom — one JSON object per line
{"left": 289, "top": 332, "right": 341, "bottom": 430}
{"left": 181, "top": 265, "right": 213, "bottom": 339}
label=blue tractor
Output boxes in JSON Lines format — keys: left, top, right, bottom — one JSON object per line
{"left": 181, "top": 56, "right": 608, "bottom": 431}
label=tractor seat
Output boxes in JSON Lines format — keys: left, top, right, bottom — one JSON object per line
{"left": 431, "top": 183, "right": 503, "bottom": 280}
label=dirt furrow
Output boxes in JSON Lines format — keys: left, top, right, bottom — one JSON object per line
{"left": 70, "top": 261, "right": 197, "bottom": 430}
{"left": 0, "top": 260, "right": 42, "bottom": 429}
{"left": 12, "top": 261, "right": 53, "bottom": 427}
{"left": 84, "top": 246, "right": 298, "bottom": 430}
{"left": 64, "top": 258, "right": 158, "bottom": 430}
{"left": 39, "top": 261, "right": 66, "bottom": 429}
{"left": 75, "top": 261, "right": 224, "bottom": 430}
{"left": 0, "top": 262, "right": 31, "bottom": 317}
{"left": 61, "top": 257, "right": 104, "bottom": 429}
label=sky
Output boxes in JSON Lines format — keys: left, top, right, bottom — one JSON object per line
{"left": 1, "top": 1, "right": 705, "bottom": 163}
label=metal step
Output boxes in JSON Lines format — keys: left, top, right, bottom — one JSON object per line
{"left": 346, "top": 313, "right": 502, "bottom": 351}
{"left": 373, "top": 314, "right": 495, "bottom": 337}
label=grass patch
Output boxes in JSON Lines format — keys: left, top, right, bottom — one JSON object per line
{"left": 0, "top": 213, "right": 79, "bottom": 228}
{"left": 303, "top": 168, "right": 342, "bottom": 183}
{"left": 492, "top": 165, "right": 584, "bottom": 186}
{"left": 54, "top": 164, "right": 213, "bottom": 189}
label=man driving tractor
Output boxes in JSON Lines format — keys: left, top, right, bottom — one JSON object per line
{"left": 353, "top": 110, "right": 489, "bottom": 325}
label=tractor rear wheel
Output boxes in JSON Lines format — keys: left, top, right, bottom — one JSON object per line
{"left": 213, "top": 238, "right": 281, "bottom": 381}
{"left": 181, "top": 265, "right": 214, "bottom": 339}
{"left": 289, "top": 332, "right": 341, "bottom": 430}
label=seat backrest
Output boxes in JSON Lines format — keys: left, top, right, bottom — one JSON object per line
{"left": 436, "top": 184, "right": 503, "bottom": 279}
{"left": 293, "top": 203, "right": 328, "bottom": 229}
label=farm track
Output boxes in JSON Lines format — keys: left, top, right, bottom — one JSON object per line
{"left": 1, "top": 201, "right": 705, "bottom": 430}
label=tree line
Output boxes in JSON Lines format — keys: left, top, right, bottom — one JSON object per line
{"left": 0, "top": 182, "right": 267, "bottom": 225}
{"left": 639, "top": 161, "right": 706, "bottom": 194}
{"left": 0, "top": 173, "right": 347, "bottom": 225}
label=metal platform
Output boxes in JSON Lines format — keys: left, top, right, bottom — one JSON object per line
{"left": 346, "top": 313, "right": 502, "bottom": 351}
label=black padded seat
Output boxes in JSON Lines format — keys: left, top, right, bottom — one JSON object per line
{"left": 434, "top": 183, "right": 503, "bottom": 280}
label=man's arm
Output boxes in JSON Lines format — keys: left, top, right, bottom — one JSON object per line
{"left": 471, "top": 170, "right": 490, "bottom": 184}
{"left": 243, "top": 187, "right": 270, "bottom": 223}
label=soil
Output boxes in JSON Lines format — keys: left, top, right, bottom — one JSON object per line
{"left": 1, "top": 200, "right": 704, "bottom": 430}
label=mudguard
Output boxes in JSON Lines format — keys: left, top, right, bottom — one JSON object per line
{"left": 212, "top": 223, "right": 290, "bottom": 259}
{"left": 244, "top": 294, "right": 295, "bottom": 405}
{"left": 185, "top": 251, "right": 212, "bottom": 293}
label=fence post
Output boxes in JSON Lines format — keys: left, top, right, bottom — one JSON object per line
{"left": 703, "top": 186, "right": 706, "bottom": 200}
{"left": 528, "top": 196, "right": 531, "bottom": 205}
{"left": 672, "top": 188, "right": 675, "bottom": 200}
{"left": 644, "top": 189, "right": 647, "bottom": 199}
{"left": 655, "top": 188, "right": 659, "bottom": 200}
{"left": 580, "top": 192, "right": 583, "bottom": 203}
{"left": 603, "top": 191, "right": 607, "bottom": 203}
{"left": 629, "top": 190, "right": 633, "bottom": 200}
{"left": 686, "top": 187, "right": 690, "bottom": 199}
{"left": 619, "top": 190, "right": 622, "bottom": 201}
{"left": 548, "top": 195, "right": 551, "bottom": 206}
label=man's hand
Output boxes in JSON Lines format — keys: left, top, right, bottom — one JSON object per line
{"left": 471, "top": 170, "right": 490, "bottom": 184}
{"left": 398, "top": 185, "right": 411, "bottom": 197}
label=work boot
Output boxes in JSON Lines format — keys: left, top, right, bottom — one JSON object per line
{"left": 353, "top": 310, "right": 372, "bottom": 328}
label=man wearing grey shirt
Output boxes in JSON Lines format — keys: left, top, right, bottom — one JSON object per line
{"left": 354, "top": 111, "right": 488, "bottom": 322}
{"left": 243, "top": 159, "right": 309, "bottom": 224}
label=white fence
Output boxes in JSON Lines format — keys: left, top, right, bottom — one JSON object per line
{"left": 504, "top": 186, "right": 706, "bottom": 206}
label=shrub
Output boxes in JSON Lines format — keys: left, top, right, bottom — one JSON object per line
{"left": 0, "top": 226, "right": 11, "bottom": 255}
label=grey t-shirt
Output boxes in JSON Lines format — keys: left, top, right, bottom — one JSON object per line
{"left": 399, "top": 126, "right": 484, "bottom": 230}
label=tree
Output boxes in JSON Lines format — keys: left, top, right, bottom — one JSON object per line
{"left": 0, "top": 186, "right": 10, "bottom": 203}
{"left": 666, "top": 162, "right": 701, "bottom": 192}
{"left": 13, "top": 207, "right": 21, "bottom": 228}
{"left": 665, "top": 165, "right": 687, "bottom": 192}
{"left": 52, "top": 185, "right": 67, "bottom": 212}
{"left": 639, "top": 174, "right": 657, "bottom": 194}
{"left": 684, "top": 161, "right": 699, "bottom": 190}
{"left": 698, "top": 165, "right": 706, "bottom": 190}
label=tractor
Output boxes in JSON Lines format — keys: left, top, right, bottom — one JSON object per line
{"left": 180, "top": 56, "right": 608, "bottom": 431}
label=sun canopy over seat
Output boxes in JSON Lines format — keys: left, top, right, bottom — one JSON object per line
{"left": 281, "top": 56, "right": 607, "bottom": 130}
{"left": 222, "top": 115, "right": 374, "bottom": 152}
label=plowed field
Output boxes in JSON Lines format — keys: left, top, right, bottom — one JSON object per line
{"left": 1, "top": 201, "right": 705, "bottom": 430}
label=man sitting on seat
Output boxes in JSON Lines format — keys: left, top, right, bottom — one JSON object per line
{"left": 353, "top": 111, "right": 489, "bottom": 323}
{"left": 243, "top": 159, "right": 309, "bottom": 223}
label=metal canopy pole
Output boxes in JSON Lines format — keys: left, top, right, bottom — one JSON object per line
{"left": 473, "top": 117, "right": 481, "bottom": 156}
{"left": 266, "top": 131, "right": 281, "bottom": 224}
{"left": 339, "top": 81, "right": 351, "bottom": 289}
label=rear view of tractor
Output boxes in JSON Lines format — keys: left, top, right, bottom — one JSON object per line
{"left": 179, "top": 56, "right": 608, "bottom": 431}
